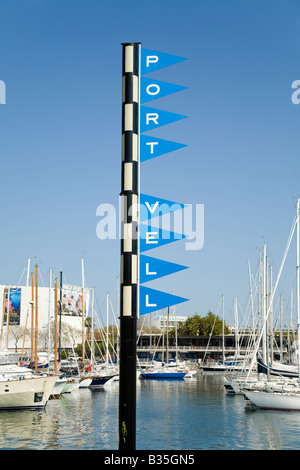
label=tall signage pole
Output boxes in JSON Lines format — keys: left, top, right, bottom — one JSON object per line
{"left": 119, "top": 42, "right": 140, "bottom": 451}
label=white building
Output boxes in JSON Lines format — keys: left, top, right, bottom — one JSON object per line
{"left": 0, "top": 284, "right": 90, "bottom": 352}
{"left": 138, "top": 311, "right": 188, "bottom": 332}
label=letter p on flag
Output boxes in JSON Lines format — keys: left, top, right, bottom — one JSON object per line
{"left": 141, "top": 48, "right": 187, "bottom": 75}
{"left": 146, "top": 55, "right": 159, "bottom": 68}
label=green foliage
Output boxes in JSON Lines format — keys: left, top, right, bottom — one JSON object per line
{"left": 176, "top": 311, "right": 230, "bottom": 336}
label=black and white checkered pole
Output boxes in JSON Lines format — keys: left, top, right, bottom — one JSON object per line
{"left": 119, "top": 42, "right": 140, "bottom": 451}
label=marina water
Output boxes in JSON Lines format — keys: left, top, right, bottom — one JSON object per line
{"left": 0, "top": 373, "right": 299, "bottom": 450}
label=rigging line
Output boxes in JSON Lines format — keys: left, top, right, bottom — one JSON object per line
{"left": 17, "top": 267, "right": 26, "bottom": 286}
{"left": 0, "top": 257, "right": 28, "bottom": 267}
{"left": 203, "top": 296, "right": 222, "bottom": 363}
{"left": 109, "top": 296, "right": 120, "bottom": 334}
{"left": 136, "top": 314, "right": 147, "bottom": 344}
{"left": 37, "top": 265, "right": 45, "bottom": 287}
{"left": 91, "top": 295, "right": 119, "bottom": 358}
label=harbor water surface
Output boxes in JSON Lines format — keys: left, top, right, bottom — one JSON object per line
{"left": 0, "top": 373, "right": 299, "bottom": 450}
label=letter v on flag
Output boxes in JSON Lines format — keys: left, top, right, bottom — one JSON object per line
{"left": 140, "top": 135, "right": 187, "bottom": 162}
{"left": 140, "top": 193, "right": 185, "bottom": 222}
{"left": 140, "top": 255, "right": 188, "bottom": 284}
{"left": 141, "top": 48, "right": 187, "bottom": 75}
{"left": 141, "top": 77, "right": 187, "bottom": 104}
{"left": 139, "top": 286, "right": 188, "bottom": 316}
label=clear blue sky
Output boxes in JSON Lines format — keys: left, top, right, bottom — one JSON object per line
{"left": 1, "top": 0, "right": 300, "bottom": 327}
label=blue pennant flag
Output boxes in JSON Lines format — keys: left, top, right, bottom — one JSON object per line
{"left": 140, "top": 223, "right": 185, "bottom": 253}
{"left": 140, "top": 193, "right": 185, "bottom": 222}
{"left": 140, "top": 106, "right": 187, "bottom": 133}
{"left": 141, "top": 77, "right": 187, "bottom": 104}
{"left": 139, "top": 285, "right": 188, "bottom": 316}
{"left": 140, "top": 135, "right": 187, "bottom": 162}
{"left": 140, "top": 255, "right": 188, "bottom": 284}
{"left": 141, "top": 48, "right": 187, "bottom": 75}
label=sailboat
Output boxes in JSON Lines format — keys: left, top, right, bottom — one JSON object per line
{"left": 140, "top": 307, "right": 186, "bottom": 380}
{"left": 79, "top": 292, "right": 118, "bottom": 389}
{"left": 223, "top": 248, "right": 284, "bottom": 395}
{"left": 140, "top": 368, "right": 186, "bottom": 380}
{"left": 256, "top": 356, "right": 298, "bottom": 379}
{"left": 243, "top": 378, "right": 300, "bottom": 410}
{"left": 0, "top": 367, "right": 58, "bottom": 409}
{"left": 243, "top": 200, "right": 300, "bottom": 410}
{"left": 0, "top": 265, "right": 58, "bottom": 409}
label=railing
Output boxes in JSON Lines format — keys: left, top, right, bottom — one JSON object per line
{"left": 137, "top": 345, "right": 247, "bottom": 352}
{"left": 137, "top": 345, "right": 288, "bottom": 353}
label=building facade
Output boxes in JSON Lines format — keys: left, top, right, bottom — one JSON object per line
{"left": 0, "top": 284, "right": 90, "bottom": 352}
{"left": 137, "top": 311, "right": 188, "bottom": 332}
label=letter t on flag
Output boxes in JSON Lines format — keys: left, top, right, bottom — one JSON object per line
{"left": 140, "top": 135, "right": 187, "bottom": 162}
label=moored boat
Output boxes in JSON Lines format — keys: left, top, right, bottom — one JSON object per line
{"left": 257, "top": 357, "right": 298, "bottom": 378}
{"left": 243, "top": 383, "right": 300, "bottom": 411}
{"left": 88, "top": 374, "right": 118, "bottom": 389}
{"left": 242, "top": 200, "right": 300, "bottom": 411}
{"left": 50, "top": 374, "right": 77, "bottom": 398}
{"left": 140, "top": 368, "right": 186, "bottom": 380}
{"left": 0, "top": 373, "right": 58, "bottom": 410}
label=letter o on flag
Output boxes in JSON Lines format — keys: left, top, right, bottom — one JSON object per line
{"left": 146, "top": 84, "right": 160, "bottom": 96}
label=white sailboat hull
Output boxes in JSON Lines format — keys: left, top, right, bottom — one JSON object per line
{"left": 244, "top": 389, "right": 300, "bottom": 411}
{"left": 0, "top": 375, "right": 58, "bottom": 409}
{"left": 79, "top": 378, "right": 92, "bottom": 388}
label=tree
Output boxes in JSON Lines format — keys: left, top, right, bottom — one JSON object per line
{"left": 137, "top": 324, "right": 161, "bottom": 334}
{"left": 9, "top": 325, "right": 28, "bottom": 352}
{"left": 92, "top": 325, "right": 119, "bottom": 359}
{"left": 176, "top": 312, "right": 230, "bottom": 336}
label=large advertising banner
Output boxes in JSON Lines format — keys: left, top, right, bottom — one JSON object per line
{"left": 3, "top": 287, "right": 21, "bottom": 325}
{"left": 61, "top": 284, "right": 86, "bottom": 317}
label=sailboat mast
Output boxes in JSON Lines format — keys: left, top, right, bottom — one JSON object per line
{"left": 248, "top": 261, "right": 255, "bottom": 331}
{"left": 258, "top": 250, "right": 262, "bottom": 340}
{"left": 48, "top": 268, "right": 52, "bottom": 364}
{"left": 289, "top": 289, "right": 293, "bottom": 363}
{"left": 81, "top": 259, "right": 85, "bottom": 366}
{"left": 59, "top": 271, "right": 62, "bottom": 364}
{"left": 222, "top": 294, "right": 225, "bottom": 365}
{"left": 106, "top": 292, "right": 109, "bottom": 365}
{"left": 31, "top": 272, "right": 34, "bottom": 364}
{"left": 269, "top": 265, "right": 274, "bottom": 366}
{"left": 54, "top": 278, "right": 58, "bottom": 370}
{"left": 296, "top": 199, "right": 300, "bottom": 384}
{"left": 91, "top": 289, "right": 95, "bottom": 364}
{"left": 166, "top": 307, "right": 170, "bottom": 367}
{"left": 162, "top": 309, "right": 165, "bottom": 364}
{"left": 174, "top": 305, "right": 178, "bottom": 365}
{"left": 35, "top": 264, "right": 38, "bottom": 373}
{"left": 0, "top": 288, "right": 6, "bottom": 347}
{"left": 21, "top": 309, "right": 29, "bottom": 363}
{"left": 6, "top": 286, "right": 10, "bottom": 349}
{"left": 26, "top": 258, "right": 30, "bottom": 287}
{"left": 280, "top": 294, "right": 283, "bottom": 363}
{"left": 234, "top": 297, "right": 239, "bottom": 356}
{"left": 262, "top": 245, "right": 267, "bottom": 365}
